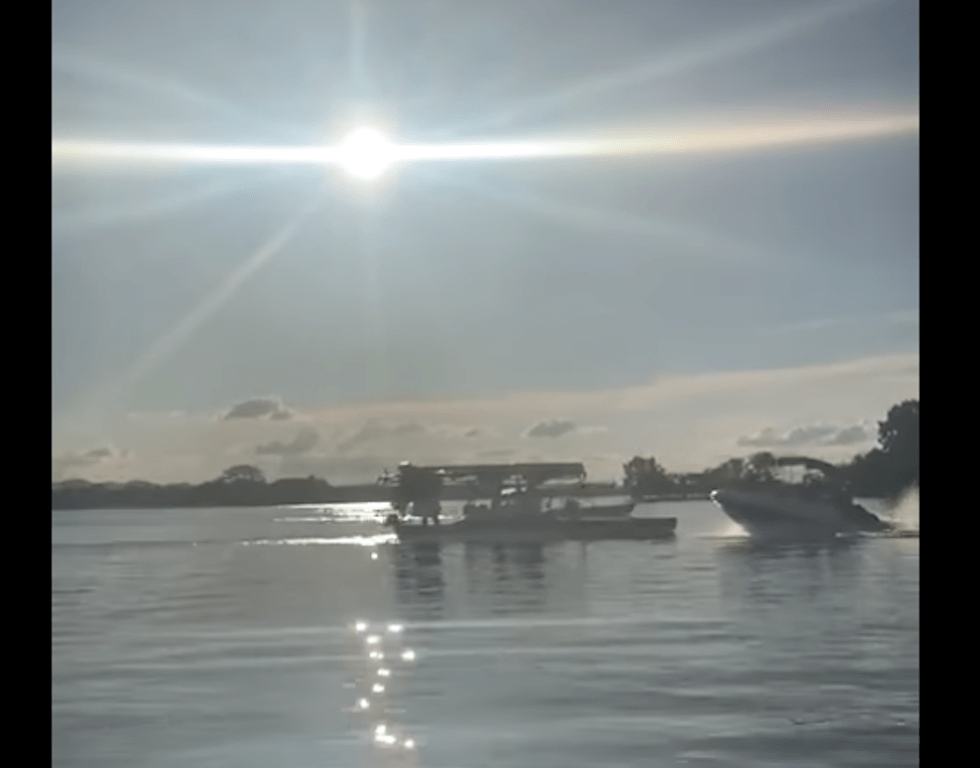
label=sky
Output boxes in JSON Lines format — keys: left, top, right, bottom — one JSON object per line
{"left": 52, "top": 0, "right": 919, "bottom": 484}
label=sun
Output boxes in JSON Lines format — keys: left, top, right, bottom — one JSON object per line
{"left": 336, "top": 128, "right": 395, "bottom": 180}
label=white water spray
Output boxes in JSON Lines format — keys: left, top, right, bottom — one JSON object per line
{"left": 888, "top": 486, "right": 919, "bottom": 532}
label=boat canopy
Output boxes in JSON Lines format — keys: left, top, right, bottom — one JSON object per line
{"left": 411, "top": 462, "right": 586, "bottom": 486}
{"left": 774, "top": 456, "right": 842, "bottom": 476}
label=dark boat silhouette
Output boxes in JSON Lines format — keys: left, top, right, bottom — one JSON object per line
{"left": 379, "top": 462, "right": 676, "bottom": 542}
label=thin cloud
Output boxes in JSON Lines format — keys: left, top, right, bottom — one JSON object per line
{"left": 336, "top": 421, "right": 427, "bottom": 455}
{"left": 737, "top": 422, "right": 874, "bottom": 449}
{"left": 255, "top": 427, "right": 320, "bottom": 456}
{"left": 480, "top": 449, "right": 517, "bottom": 458}
{"left": 523, "top": 419, "right": 606, "bottom": 438}
{"left": 524, "top": 419, "right": 577, "bottom": 438}
{"left": 52, "top": 445, "right": 128, "bottom": 480}
{"left": 223, "top": 397, "right": 293, "bottom": 421}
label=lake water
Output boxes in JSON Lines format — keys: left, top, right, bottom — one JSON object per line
{"left": 52, "top": 500, "right": 919, "bottom": 767}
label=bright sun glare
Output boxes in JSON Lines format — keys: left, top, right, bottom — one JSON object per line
{"left": 336, "top": 128, "right": 394, "bottom": 180}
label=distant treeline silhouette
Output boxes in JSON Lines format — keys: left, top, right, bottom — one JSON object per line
{"left": 52, "top": 465, "right": 338, "bottom": 510}
{"left": 624, "top": 399, "right": 919, "bottom": 501}
{"left": 52, "top": 400, "right": 918, "bottom": 510}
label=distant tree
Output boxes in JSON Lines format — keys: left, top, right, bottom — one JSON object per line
{"left": 844, "top": 448, "right": 890, "bottom": 498}
{"left": 745, "top": 451, "right": 777, "bottom": 481}
{"left": 269, "top": 475, "right": 332, "bottom": 504}
{"left": 878, "top": 400, "right": 919, "bottom": 487}
{"left": 218, "top": 465, "right": 267, "bottom": 484}
{"left": 878, "top": 400, "right": 918, "bottom": 453}
{"left": 842, "top": 399, "right": 919, "bottom": 498}
{"left": 623, "top": 456, "right": 676, "bottom": 496}
{"left": 714, "top": 458, "right": 746, "bottom": 482}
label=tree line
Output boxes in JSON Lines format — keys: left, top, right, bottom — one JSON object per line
{"left": 52, "top": 465, "right": 337, "bottom": 510}
{"left": 623, "top": 400, "right": 919, "bottom": 500}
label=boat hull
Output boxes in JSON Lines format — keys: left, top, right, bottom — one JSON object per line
{"left": 555, "top": 502, "right": 635, "bottom": 519}
{"left": 710, "top": 488, "right": 889, "bottom": 541}
{"left": 387, "top": 516, "right": 676, "bottom": 543}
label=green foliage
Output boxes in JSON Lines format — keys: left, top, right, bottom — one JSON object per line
{"left": 219, "top": 464, "right": 266, "bottom": 484}
{"left": 623, "top": 456, "right": 675, "bottom": 496}
{"left": 844, "top": 399, "right": 919, "bottom": 498}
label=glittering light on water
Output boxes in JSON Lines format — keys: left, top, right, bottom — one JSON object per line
{"left": 403, "top": 738, "right": 416, "bottom": 750}
{"left": 369, "top": 651, "right": 384, "bottom": 661}
{"left": 357, "top": 698, "right": 370, "bottom": 710}
{"left": 401, "top": 649, "right": 415, "bottom": 661}
{"left": 378, "top": 668, "right": 391, "bottom": 677}
{"left": 370, "top": 552, "right": 378, "bottom": 560}
{"left": 387, "top": 623, "right": 404, "bottom": 633}
{"left": 372, "top": 683, "right": 385, "bottom": 693}
{"left": 366, "top": 635, "right": 381, "bottom": 645}
{"left": 354, "top": 621, "right": 367, "bottom": 633}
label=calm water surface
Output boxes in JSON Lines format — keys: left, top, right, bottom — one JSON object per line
{"left": 52, "top": 501, "right": 919, "bottom": 767}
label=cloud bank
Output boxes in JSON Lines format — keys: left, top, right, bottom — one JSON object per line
{"left": 737, "top": 421, "right": 874, "bottom": 449}
{"left": 60, "top": 352, "right": 918, "bottom": 484}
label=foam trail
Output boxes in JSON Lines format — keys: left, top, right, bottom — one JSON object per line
{"left": 890, "top": 486, "right": 919, "bottom": 531}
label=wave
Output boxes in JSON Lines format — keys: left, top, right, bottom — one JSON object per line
{"left": 240, "top": 534, "right": 396, "bottom": 547}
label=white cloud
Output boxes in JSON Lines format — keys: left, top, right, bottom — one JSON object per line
{"left": 524, "top": 419, "right": 577, "bottom": 438}
{"left": 828, "top": 424, "right": 873, "bottom": 446}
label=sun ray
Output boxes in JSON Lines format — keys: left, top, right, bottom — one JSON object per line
{"left": 422, "top": 169, "right": 793, "bottom": 269}
{"left": 52, "top": 172, "right": 285, "bottom": 235}
{"left": 91, "top": 196, "right": 323, "bottom": 409}
{"left": 52, "top": 46, "right": 305, "bottom": 140}
{"left": 427, "top": 0, "right": 889, "bottom": 140}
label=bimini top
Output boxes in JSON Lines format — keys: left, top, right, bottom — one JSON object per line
{"left": 774, "top": 456, "right": 842, "bottom": 476}
{"left": 395, "top": 462, "right": 586, "bottom": 486}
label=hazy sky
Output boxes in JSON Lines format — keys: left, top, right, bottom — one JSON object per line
{"left": 52, "top": 0, "right": 918, "bottom": 483}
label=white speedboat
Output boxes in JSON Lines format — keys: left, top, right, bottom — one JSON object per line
{"left": 710, "top": 456, "right": 891, "bottom": 540}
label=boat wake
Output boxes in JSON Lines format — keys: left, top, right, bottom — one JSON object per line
{"left": 884, "top": 486, "right": 919, "bottom": 534}
{"left": 274, "top": 504, "right": 389, "bottom": 524}
{"left": 241, "top": 534, "right": 396, "bottom": 547}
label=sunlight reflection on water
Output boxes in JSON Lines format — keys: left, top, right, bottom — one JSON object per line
{"left": 53, "top": 501, "right": 917, "bottom": 767}
{"left": 346, "top": 616, "right": 421, "bottom": 756}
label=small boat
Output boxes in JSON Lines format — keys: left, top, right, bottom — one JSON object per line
{"left": 710, "top": 455, "right": 892, "bottom": 540}
{"left": 378, "top": 462, "right": 676, "bottom": 542}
